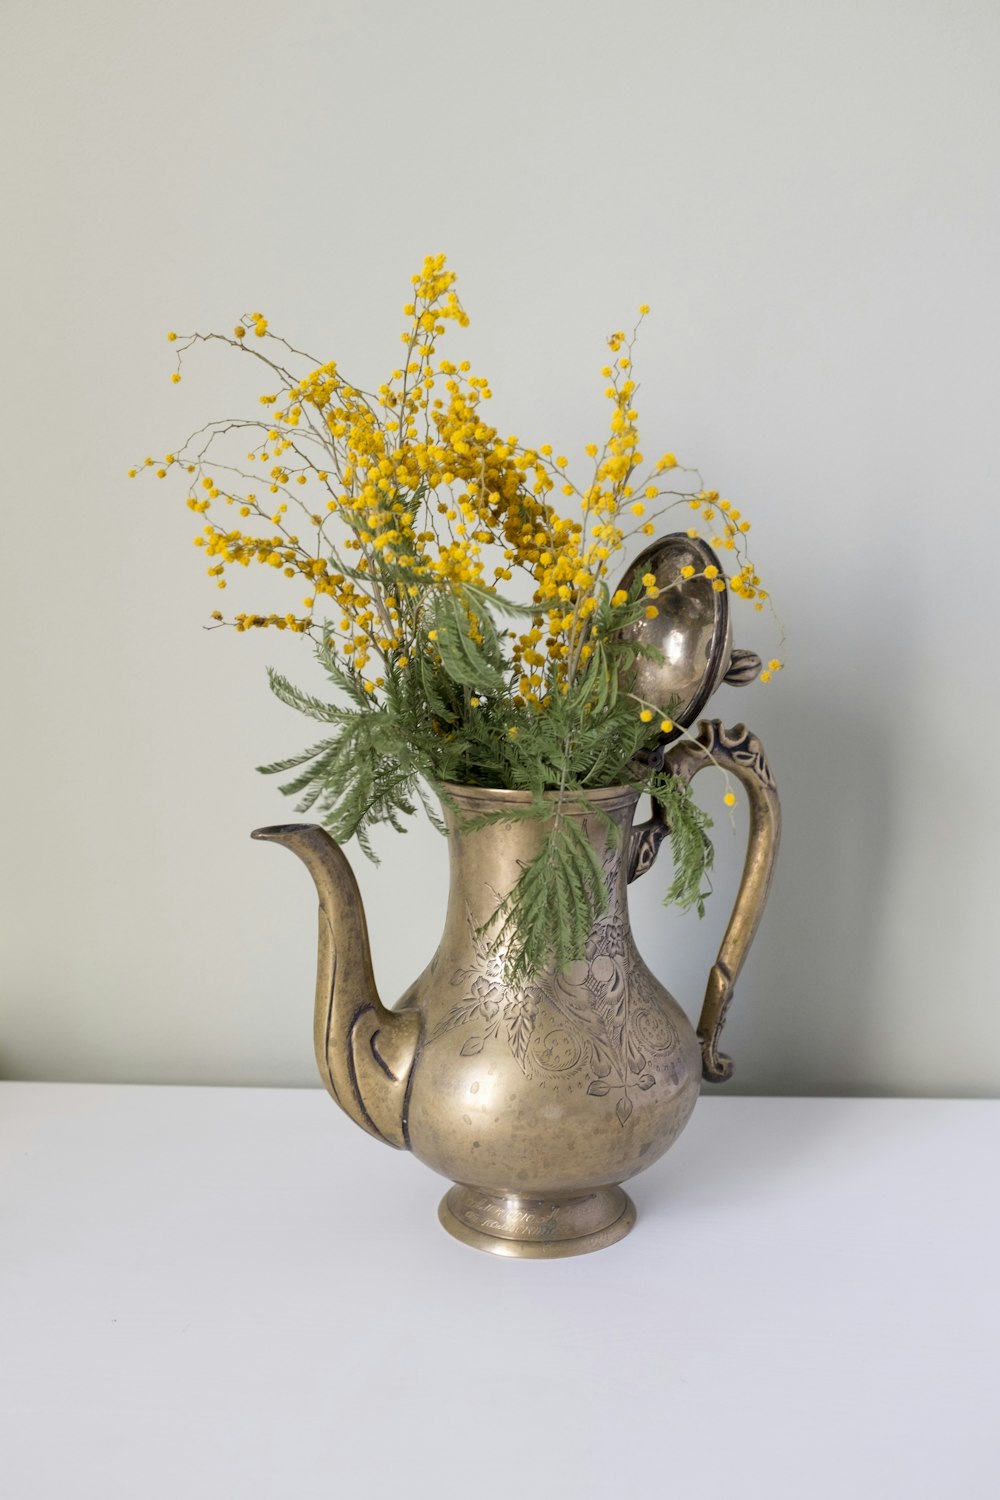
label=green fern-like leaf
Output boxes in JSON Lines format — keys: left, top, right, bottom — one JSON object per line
{"left": 265, "top": 669, "right": 348, "bottom": 722}
{"left": 483, "top": 803, "right": 612, "bottom": 985}
{"left": 431, "top": 591, "right": 507, "bottom": 694}
{"left": 644, "top": 771, "right": 715, "bottom": 915}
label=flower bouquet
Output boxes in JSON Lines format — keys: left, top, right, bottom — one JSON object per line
{"left": 133, "top": 255, "right": 780, "bottom": 981}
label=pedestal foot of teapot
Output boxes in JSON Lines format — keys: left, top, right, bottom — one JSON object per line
{"left": 438, "top": 1183, "right": 636, "bottom": 1258}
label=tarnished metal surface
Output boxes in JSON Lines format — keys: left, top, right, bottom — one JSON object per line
{"left": 663, "top": 722, "right": 781, "bottom": 1082}
{"left": 616, "top": 534, "right": 762, "bottom": 743}
{"left": 252, "top": 727, "right": 779, "bottom": 1256}
{"left": 617, "top": 534, "right": 733, "bottom": 732}
{"left": 250, "top": 824, "right": 419, "bottom": 1149}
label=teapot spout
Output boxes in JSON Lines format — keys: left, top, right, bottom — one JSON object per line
{"left": 251, "top": 823, "right": 420, "bottom": 1150}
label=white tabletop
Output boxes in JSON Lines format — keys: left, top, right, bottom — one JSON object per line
{"left": 1, "top": 1084, "right": 997, "bottom": 1498}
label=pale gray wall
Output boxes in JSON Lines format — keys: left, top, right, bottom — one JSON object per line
{"left": 2, "top": 0, "right": 998, "bottom": 1094}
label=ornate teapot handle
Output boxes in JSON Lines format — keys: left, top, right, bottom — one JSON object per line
{"left": 627, "top": 720, "right": 781, "bottom": 1083}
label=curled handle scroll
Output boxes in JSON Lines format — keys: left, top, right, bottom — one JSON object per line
{"left": 627, "top": 720, "right": 781, "bottom": 1083}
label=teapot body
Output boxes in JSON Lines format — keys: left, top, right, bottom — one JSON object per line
{"left": 255, "top": 720, "right": 780, "bottom": 1257}
{"left": 397, "top": 785, "right": 702, "bottom": 1251}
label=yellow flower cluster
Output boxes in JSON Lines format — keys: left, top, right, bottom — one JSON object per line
{"left": 679, "top": 490, "right": 767, "bottom": 606}
{"left": 135, "top": 257, "right": 772, "bottom": 710}
{"left": 497, "top": 319, "right": 769, "bottom": 706}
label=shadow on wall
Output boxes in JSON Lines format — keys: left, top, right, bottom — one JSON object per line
{"left": 710, "top": 677, "right": 898, "bottom": 1095}
{"left": 628, "top": 669, "right": 902, "bottom": 1098}
{"left": 0, "top": 984, "right": 109, "bottom": 1084}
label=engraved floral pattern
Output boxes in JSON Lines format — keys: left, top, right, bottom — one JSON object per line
{"left": 428, "top": 851, "right": 680, "bottom": 1125}
{"left": 430, "top": 920, "right": 543, "bottom": 1066}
